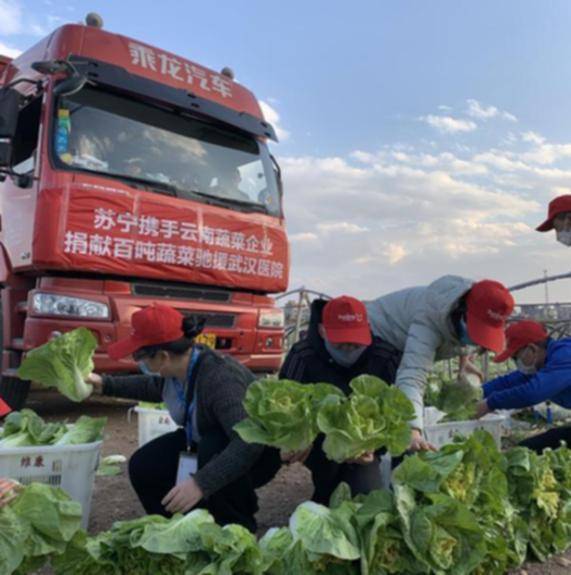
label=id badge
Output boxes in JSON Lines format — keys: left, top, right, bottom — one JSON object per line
{"left": 176, "top": 452, "right": 198, "bottom": 485}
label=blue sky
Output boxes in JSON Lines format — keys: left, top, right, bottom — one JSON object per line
{"left": 2, "top": 0, "right": 571, "bottom": 303}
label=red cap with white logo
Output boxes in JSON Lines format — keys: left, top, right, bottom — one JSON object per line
{"left": 108, "top": 304, "right": 185, "bottom": 360}
{"left": 494, "top": 320, "right": 548, "bottom": 363}
{"left": 465, "top": 280, "right": 515, "bottom": 354}
{"left": 322, "top": 296, "right": 372, "bottom": 346}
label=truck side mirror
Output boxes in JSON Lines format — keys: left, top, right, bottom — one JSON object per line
{"left": 0, "top": 88, "right": 21, "bottom": 168}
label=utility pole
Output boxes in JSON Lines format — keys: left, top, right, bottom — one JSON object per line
{"left": 544, "top": 269, "right": 550, "bottom": 305}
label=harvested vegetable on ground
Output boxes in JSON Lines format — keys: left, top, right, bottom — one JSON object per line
{"left": 0, "top": 483, "right": 82, "bottom": 575}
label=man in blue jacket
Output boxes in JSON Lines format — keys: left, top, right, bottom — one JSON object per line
{"left": 476, "top": 319, "right": 571, "bottom": 452}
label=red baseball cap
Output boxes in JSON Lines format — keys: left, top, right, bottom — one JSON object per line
{"left": 322, "top": 296, "right": 372, "bottom": 346}
{"left": 108, "top": 304, "right": 184, "bottom": 360}
{"left": 465, "top": 280, "right": 514, "bottom": 354}
{"left": 536, "top": 195, "right": 571, "bottom": 232}
{"left": 0, "top": 397, "right": 11, "bottom": 417}
{"left": 494, "top": 320, "right": 548, "bottom": 363}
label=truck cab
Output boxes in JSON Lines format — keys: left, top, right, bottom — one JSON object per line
{"left": 0, "top": 17, "right": 288, "bottom": 407}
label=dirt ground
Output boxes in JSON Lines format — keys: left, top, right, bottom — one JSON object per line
{"left": 28, "top": 391, "right": 571, "bottom": 575}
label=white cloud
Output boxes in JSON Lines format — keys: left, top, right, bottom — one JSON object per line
{"left": 0, "top": 40, "right": 21, "bottom": 58}
{"left": 278, "top": 123, "right": 571, "bottom": 301}
{"left": 467, "top": 99, "right": 499, "bottom": 120}
{"left": 422, "top": 115, "right": 477, "bottom": 134}
{"left": 466, "top": 99, "right": 518, "bottom": 122}
{"left": 522, "top": 131, "right": 546, "bottom": 145}
{"left": 290, "top": 232, "right": 318, "bottom": 243}
{"left": 0, "top": 0, "right": 21, "bottom": 34}
{"left": 317, "top": 222, "right": 368, "bottom": 234}
{"left": 260, "top": 100, "right": 290, "bottom": 141}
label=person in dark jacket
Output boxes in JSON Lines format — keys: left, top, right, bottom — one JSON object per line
{"left": 476, "top": 319, "right": 571, "bottom": 452}
{"left": 279, "top": 295, "right": 403, "bottom": 504}
{"left": 88, "top": 304, "right": 280, "bottom": 532}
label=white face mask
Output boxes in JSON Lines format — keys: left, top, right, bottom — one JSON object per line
{"left": 556, "top": 230, "right": 571, "bottom": 247}
{"left": 515, "top": 356, "right": 537, "bottom": 375}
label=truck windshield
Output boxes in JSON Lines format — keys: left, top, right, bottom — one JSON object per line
{"left": 53, "top": 87, "right": 281, "bottom": 216}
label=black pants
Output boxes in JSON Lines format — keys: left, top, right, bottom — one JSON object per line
{"left": 304, "top": 436, "right": 383, "bottom": 505}
{"left": 518, "top": 426, "right": 571, "bottom": 453}
{"left": 128, "top": 428, "right": 280, "bottom": 532}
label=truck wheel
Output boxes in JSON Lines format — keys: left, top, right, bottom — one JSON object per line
{"left": 0, "top": 377, "right": 30, "bottom": 410}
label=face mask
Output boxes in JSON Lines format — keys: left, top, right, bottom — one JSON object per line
{"left": 138, "top": 361, "right": 160, "bottom": 377}
{"left": 458, "top": 319, "right": 474, "bottom": 346}
{"left": 556, "top": 230, "right": 571, "bottom": 247}
{"left": 324, "top": 340, "right": 367, "bottom": 368}
{"left": 516, "top": 357, "right": 537, "bottom": 375}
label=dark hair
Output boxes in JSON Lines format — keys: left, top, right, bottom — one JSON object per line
{"left": 450, "top": 294, "right": 468, "bottom": 338}
{"left": 133, "top": 316, "right": 206, "bottom": 361}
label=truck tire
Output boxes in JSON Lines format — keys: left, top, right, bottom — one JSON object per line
{"left": 0, "top": 377, "right": 30, "bottom": 410}
{"left": 0, "top": 292, "right": 30, "bottom": 410}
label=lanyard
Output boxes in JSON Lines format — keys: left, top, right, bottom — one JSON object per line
{"left": 176, "top": 346, "right": 201, "bottom": 450}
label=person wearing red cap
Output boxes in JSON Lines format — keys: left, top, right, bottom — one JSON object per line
{"left": 365, "top": 275, "right": 515, "bottom": 451}
{"left": 475, "top": 319, "right": 571, "bottom": 452}
{"left": 86, "top": 304, "right": 280, "bottom": 531}
{"left": 279, "top": 295, "right": 403, "bottom": 504}
{"left": 536, "top": 194, "right": 571, "bottom": 246}
{"left": 0, "top": 396, "right": 11, "bottom": 418}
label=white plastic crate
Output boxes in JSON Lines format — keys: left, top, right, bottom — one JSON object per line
{"left": 134, "top": 406, "right": 179, "bottom": 447}
{"left": 424, "top": 413, "right": 507, "bottom": 449}
{"left": 0, "top": 439, "right": 102, "bottom": 528}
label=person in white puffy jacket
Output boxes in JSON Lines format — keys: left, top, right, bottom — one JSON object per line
{"left": 364, "top": 275, "right": 514, "bottom": 451}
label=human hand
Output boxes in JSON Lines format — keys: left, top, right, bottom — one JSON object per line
{"left": 409, "top": 429, "right": 437, "bottom": 452}
{"left": 85, "top": 373, "right": 104, "bottom": 395}
{"left": 474, "top": 400, "right": 490, "bottom": 420}
{"left": 162, "top": 477, "right": 204, "bottom": 514}
{"left": 0, "top": 478, "right": 21, "bottom": 508}
{"left": 281, "top": 446, "right": 312, "bottom": 464}
{"left": 346, "top": 451, "right": 375, "bottom": 465}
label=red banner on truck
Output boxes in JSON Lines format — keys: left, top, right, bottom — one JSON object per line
{"left": 33, "top": 184, "right": 289, "bottom": 293}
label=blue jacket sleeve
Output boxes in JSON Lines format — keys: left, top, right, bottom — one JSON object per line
{"left": 486, "top": 366, "right": 570, "bottom": 410}
{"left": 483, "top": 371, "right": 529, "bottom": 398}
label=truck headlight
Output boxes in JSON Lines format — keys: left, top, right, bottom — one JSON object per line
{"left": 32, "top": 293, "right": 110, "bottom": 320}
{"left": 258, "top": 309, "right": 284, "bottom": 328}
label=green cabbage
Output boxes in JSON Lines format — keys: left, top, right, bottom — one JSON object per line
{"left": 0, "top": 409, "right": 105, "bottom": 447}
{"left": 17, "top": 328, "right": 97, "bottom": 402}
{"left": 317, "top": 376, "right": 414, "bottom": 462}
{"left": 0, "top": 483, "right": 82, "bottom": 575}
{"left": 234, "top": 378, "right": 343, "bottom": 452}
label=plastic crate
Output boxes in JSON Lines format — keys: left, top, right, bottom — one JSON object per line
{"left": 134, "top": 406, "right": 179, "bottom": 447}
{"left": 424, "top": 414, "right": 507, "bottom": 449}
{"left": 0, "top": 439, "right": 102, "bottom": 528}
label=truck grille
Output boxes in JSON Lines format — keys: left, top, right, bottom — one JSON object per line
{"left": 180, "top": 311, "right": 236, "bottom": 329}
{"left": 132, "top": 283, "right": 231, "bottom": 303}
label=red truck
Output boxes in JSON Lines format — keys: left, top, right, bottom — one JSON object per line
{"left": 0, "top": 15, "right": 289, "bottom": 408}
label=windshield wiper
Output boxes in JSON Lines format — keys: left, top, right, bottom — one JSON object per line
{"left": 189, "top": 190, "right": 268, "bottom": 214}
{"left": 110, "top": 173, "right": 181, "bottom": 197}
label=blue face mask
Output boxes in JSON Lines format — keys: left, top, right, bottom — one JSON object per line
{"left": 324, "top": 340, "right": 367, "bottom": 368}
{"left": 138, "top": 361, "right": 160, "bottom": 377}
{"left": 458, "top": 319, "right": 474, "bottom": 346}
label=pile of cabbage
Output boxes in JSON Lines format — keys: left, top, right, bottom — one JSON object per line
{"left": 2, "top": 432, "right": 571, "bottom": 574}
